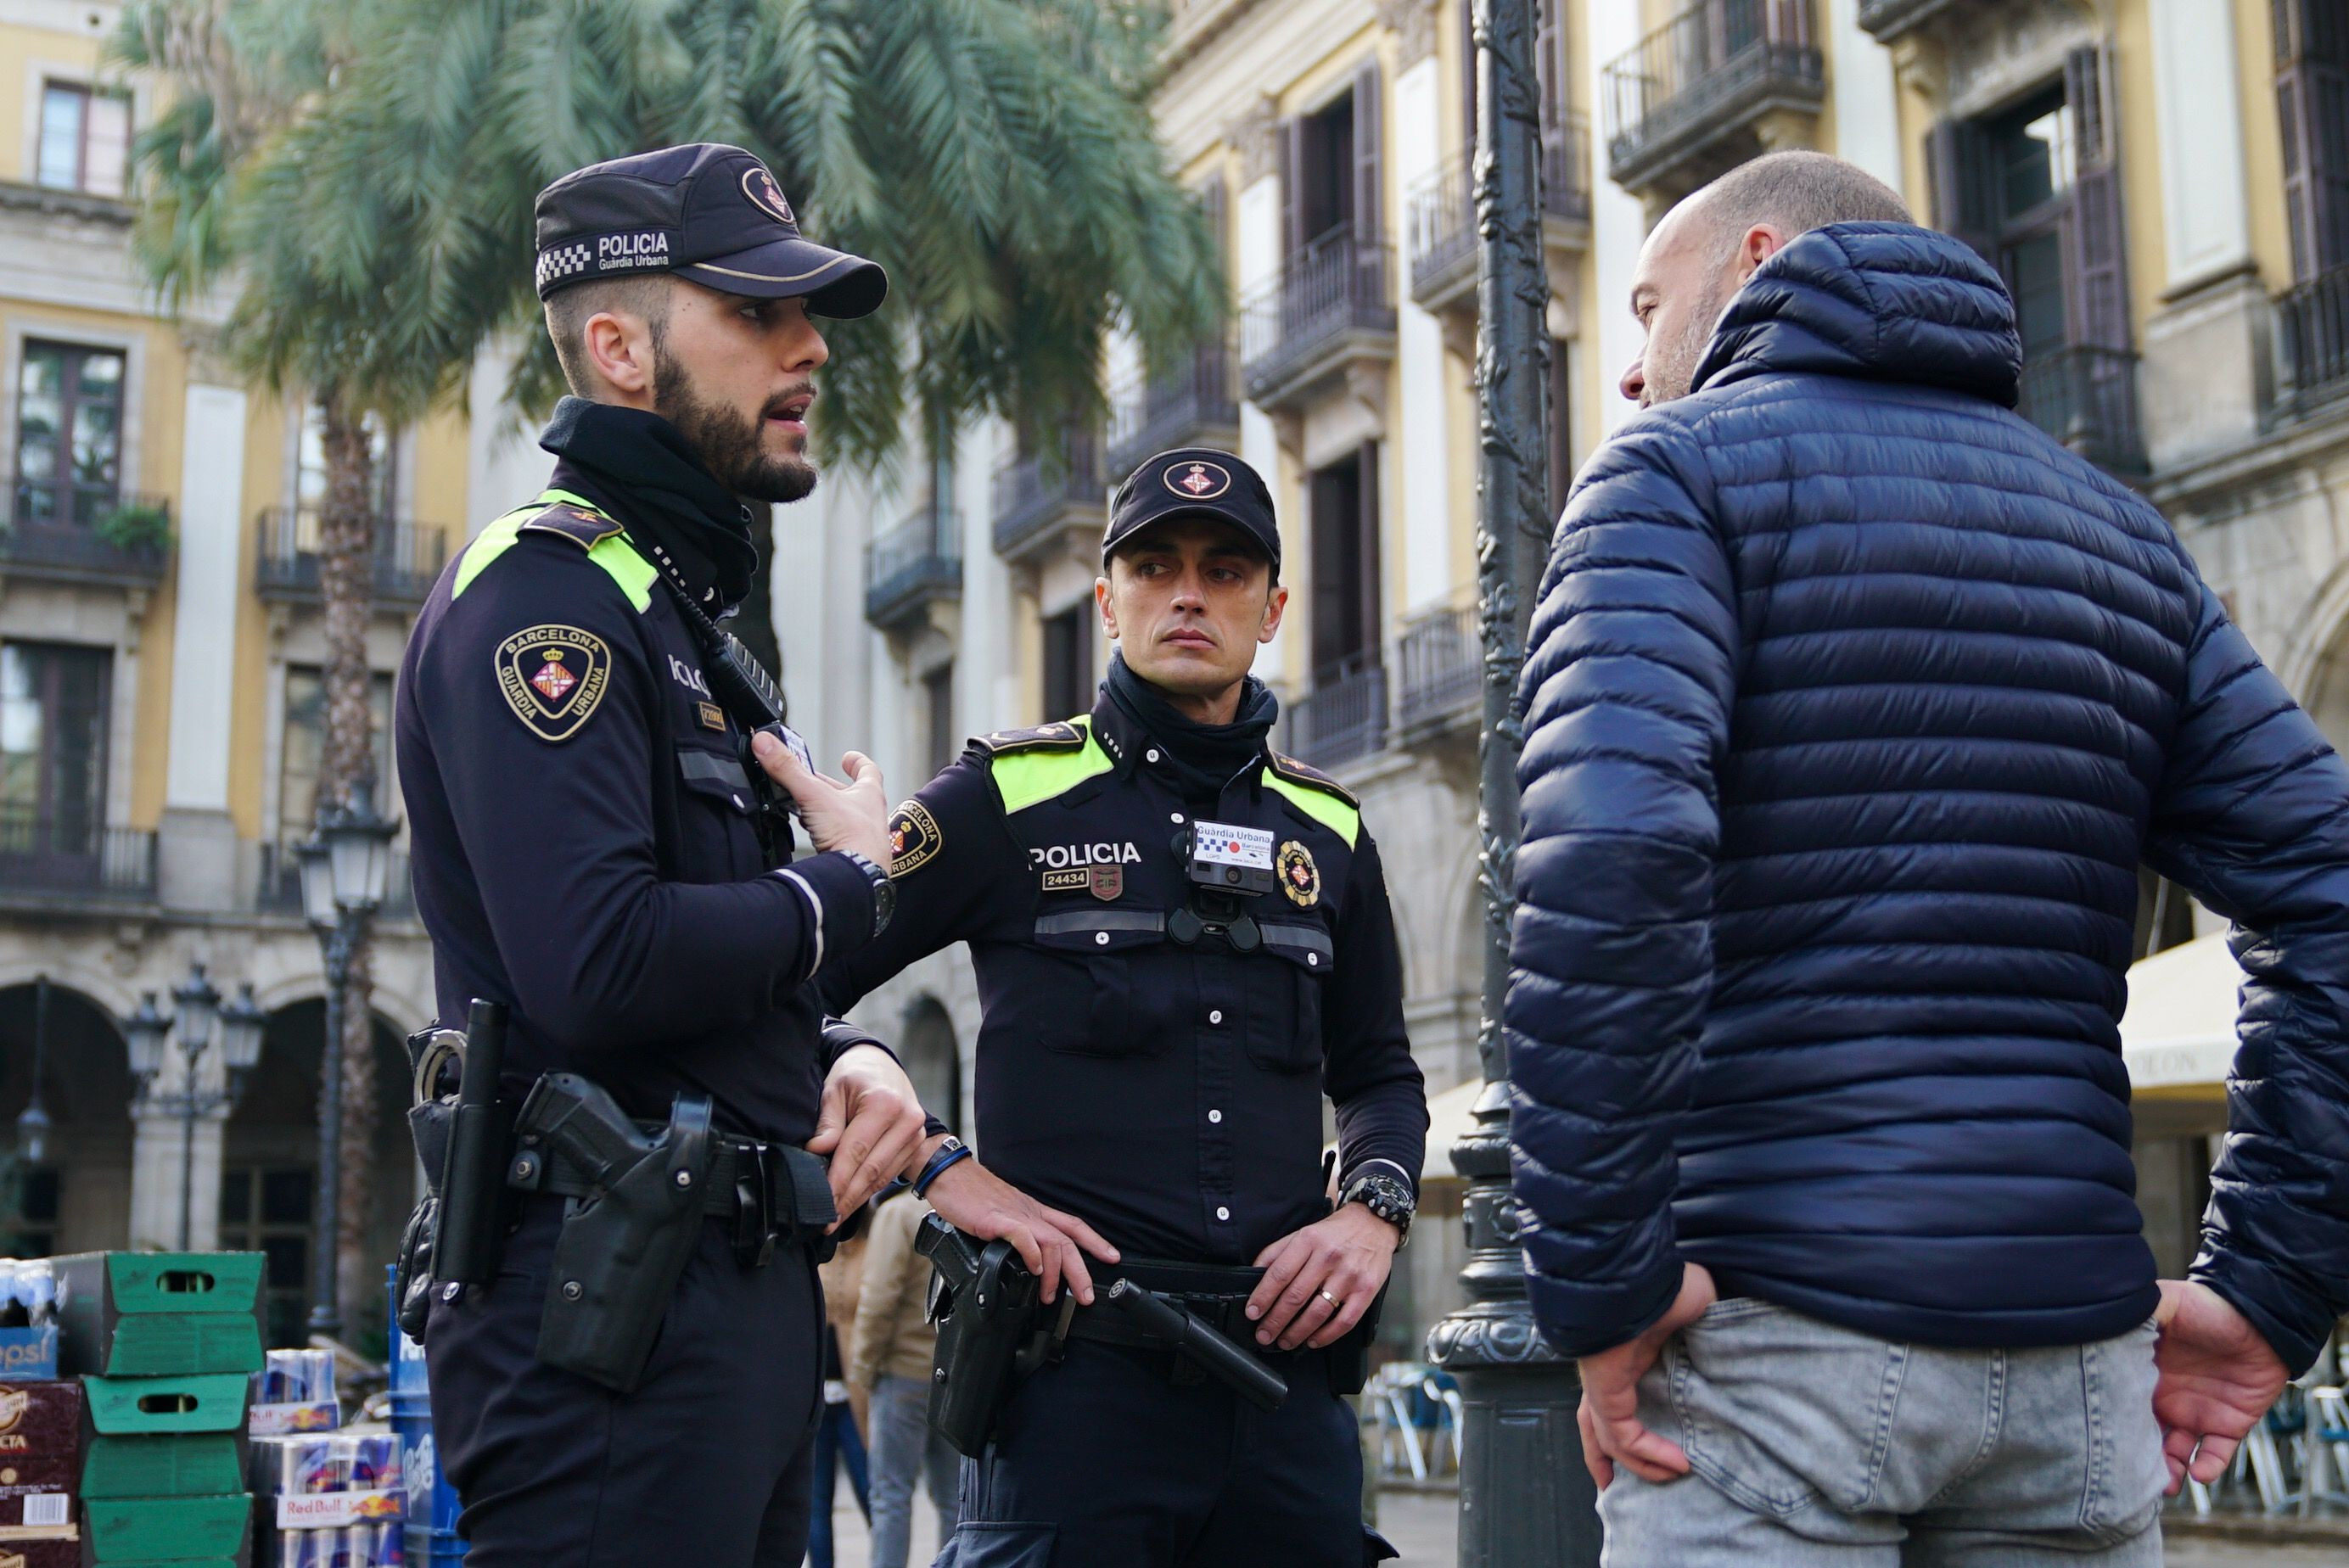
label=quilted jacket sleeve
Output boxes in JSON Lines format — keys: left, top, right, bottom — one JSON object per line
{"left": 2147, "top": 582, "right": 2349, "bottom": 1376}
{"left": 1508, "top": 413, "right": 1738, "bottom": 1358}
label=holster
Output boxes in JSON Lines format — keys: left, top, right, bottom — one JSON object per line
{"left": 520, "top": 1077, "right": 715, "bottom": 1394}
{"left": 395, "top": 1025, "right": 470, "bottom": 1342}
{"left": 917, "top": 1215, "right": 1046, "bottom": 1458}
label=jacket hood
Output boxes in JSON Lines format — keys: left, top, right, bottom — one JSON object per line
{"left": 1690, "top": 222, "right": 2022, "bottom": 409}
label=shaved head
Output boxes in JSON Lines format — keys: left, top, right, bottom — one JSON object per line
{"left": 1623, "top": 152, "right": 1916, "bottom": 407}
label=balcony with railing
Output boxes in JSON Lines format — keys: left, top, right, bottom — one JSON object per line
{"left": 992, "top": 431, "right": 1107, "bottom": 568}
{"left": 2016, "top": 344, "right": 2145, "bottom": 476}
{"left": 1397, "top": 603, "right": 1481, "bottom": 741}
{"left": 1241, "top": 232, "right": 1398, "bottom": 412}
{"left": 255, "top": 509, "right": 450, "bottom": 608}
{"left": 1107, "top": 341, "right": 1242, "bottom": 479}
{"left": 864, "top": 502, "right": 962, "bottom": 632}
{"left": 1281, "top": 654, "right": 1388, "bottom": 771}
{"left": 1603, "top": 0, "right": 1824, "bottom": 197}
{"left": 1855, "top": 0, "right": 1959, "bottom": 42}
{"left": 3, "top": 484, "right": 171, "bottom": 585}
{"left": 0, "top": 814, "right": 157, "bottom": 904}
{"left": 2277, "top": 264, "right": 2349, "bottom": 417}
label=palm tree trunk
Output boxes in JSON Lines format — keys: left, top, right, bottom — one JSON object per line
{"left": 315, "top": 389, "right": 379, "bottom": 1336}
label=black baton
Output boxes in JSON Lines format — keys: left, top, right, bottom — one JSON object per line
{"left": 1102, "top": 1279, "right": 1287, "bottom": 1411}
{"left": 431, "top": 998, "right": 510, "bottom": 1291}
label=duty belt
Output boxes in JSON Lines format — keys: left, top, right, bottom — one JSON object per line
{"left": 512, "top": 1123, "right": 834, "bottom": 1266}
{"left": 1061, "top": 1258, "right": 1267, "bottom": 1362}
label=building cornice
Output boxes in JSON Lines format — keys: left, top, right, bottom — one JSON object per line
{"left": 2149, "top": 406, "right": 2349, "bottom": 519}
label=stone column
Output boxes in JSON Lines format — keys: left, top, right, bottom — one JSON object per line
{"left": 158, "top": 383, "right": 251, "bottom": 912}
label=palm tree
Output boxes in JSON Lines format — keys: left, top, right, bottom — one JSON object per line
{"left": 119, "top": 0, "right": 1220, "bottom": 1330}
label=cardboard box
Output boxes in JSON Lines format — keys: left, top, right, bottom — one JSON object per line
{"left": 51, "top": 1257, "right": 262, "bottom": 1381}
{"left": 78, "top": 1494, "right": 247, "bottom": 1562}
{"left": 0, "top": 1533, "right": 78, "bottom": 1568}
{"left": 80, "top": 1377, "right": 245, "bottom": 1439}
{"left": 79, "top": 1434, "right": 244, "bottom": 1501}
{"left": 0, "top": 1382, "right": 82, "bottom": 1533}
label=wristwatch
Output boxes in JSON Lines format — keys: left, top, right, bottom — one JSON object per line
{"left": 839, "top": 850, "right": 895, "bottom": 936}
{"left": 1340, "top": 1169, "right": 1416, "bottom": 1248}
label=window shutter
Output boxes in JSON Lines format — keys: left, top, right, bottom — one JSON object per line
{"left": 1461, "top": 0, "right": 1479, "bottom": 143}
{"left": 1280, "top": 117, "right": 1304, "bottom": 260}
{"left": 1200, "top": 172, "right": 1229, "bottom": 267}
{"left": 1356, "top": 442, "right": 1383, "bottom": 671}
{"left": 2063, "top": 45, "right": 2131, "bottom": 353}
{"left": 1925, "top": 117, "right": 1996, "bottom": 260}
{"left": 2278, "top": 0, "right": 2349, "bottom": 279}
{"left": 1354, "top": 57, "right": 1385, "bottom": 251}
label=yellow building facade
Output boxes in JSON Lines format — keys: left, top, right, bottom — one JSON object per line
{"left": 0, "top": 0, "right": 537, "bottom": 1341}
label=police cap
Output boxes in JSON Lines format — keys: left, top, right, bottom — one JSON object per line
{"left": 533, "top": 143, "right": 888, "bottom": 318}
{"left": 1103, "top": 448, "right": 1280, "bottom": 575}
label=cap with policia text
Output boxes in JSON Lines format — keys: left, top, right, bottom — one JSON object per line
{"left": 1104, "top": 448, "right": 1281, "bottom": 575}
{"left": 533, "top": 143, "right": 888, "bottom": 317}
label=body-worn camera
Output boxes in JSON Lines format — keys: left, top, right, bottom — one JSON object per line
{"left": 1169, "top": 820, "right": 1275, "bottom": 950}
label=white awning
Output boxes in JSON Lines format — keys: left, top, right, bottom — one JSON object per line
{"left": 2120, "top": 932, "right": 2242, "bottom": 1091}
{"left": 1419, "top": 1076, "right": 1486, "bottom": 1184}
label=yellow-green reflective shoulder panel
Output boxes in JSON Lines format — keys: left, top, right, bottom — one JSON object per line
{"left": 990, "top": 729, "right": 1113, "bottom": 815}
{"left": 451, "top": 497, "right": 653, "bottom": 613}
{"left": 1262, "top": 769, "right": 1360, "bottom": 847}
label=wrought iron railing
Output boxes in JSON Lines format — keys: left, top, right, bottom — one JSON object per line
{"left": 1543, "top": 115, "right": 1593, "bottom": 225}
{"left": 991, "top": 431, "right": 1106, "bottom": 558}
{"left": 2278, "top": 264, "right": 2349, "bottom": 415}
{"left": 255, "top": 509, "right": 449, "bottom": 606}
{"left": 1, "top": 486, "right": 170, "bottom": 580}
{"left": 1408, "top": 154, "right": 1479, "bottom": 299}
{"left": 1241, "top": 232, "right": 1397, "bottom": 400}
{"left": 1282, "top": 654, "right": 1388, "bottom": 770}
{"left": 1107, "top": 341, "right": 1242, "bottom": 478}
{"left": 864, "top": 504, "right": 962, "bottom": 628}
{"left": 2016, "top": 344, "right": 2145, "bottom": 474}
{"left": 0, "top": 815, "right": 156, "bottom": 900}
{"left": 1398, "top": 603, "right": 1481, "bottom": 735}
{"left": 1603, "top": 0, "right": 1821, "bottom": 176}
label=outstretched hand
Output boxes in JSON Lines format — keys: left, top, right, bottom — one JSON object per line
{"left": 1575, "top": 1263, "right": 1718, "bottom": 1492}
{"left": 2151, "top": 1280, "right": 2287, "bottom": 1495}
{"left": 752, "top": 735, "right": 893, "bottom": 868}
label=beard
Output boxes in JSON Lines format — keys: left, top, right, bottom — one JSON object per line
{"left": 653, "top": 345, "right": 820, "bottom": 503}
{"left": 1642, "top": 281, "right": 1730, "bottom": 406}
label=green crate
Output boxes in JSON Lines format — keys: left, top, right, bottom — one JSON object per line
{"left": 80, "top": 1433, "right": 246, "bottom": 1499}
{"left": 80, "top": 1492, "right": 249, "bottom": 1560}
{"left": 81, "top": 1375, "right": 247, "bottom": 1437}
{"left": 64, "top": 1315, "right": 261, "bottom": 1380}
{"left": 52, "top": 1257, "right": 263, "bottom": 1381}
{"left": 49, "top": 1256, "right": 262, "bottom": 1319}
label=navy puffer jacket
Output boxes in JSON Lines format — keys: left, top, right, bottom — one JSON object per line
{"left": 1510, "top": 222, "right": 2349, "bottom": 1372}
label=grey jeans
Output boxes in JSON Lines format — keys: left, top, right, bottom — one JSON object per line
{"left": 867, "top": 1372, "right": 960, "bottom": 1568}
{"left": 1598, "top": 1298, "right": 2167, "bottom": 1566}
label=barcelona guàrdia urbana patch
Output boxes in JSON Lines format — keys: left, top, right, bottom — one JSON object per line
{"left": 497, "top": 625, "right": 611, "bottom": 742}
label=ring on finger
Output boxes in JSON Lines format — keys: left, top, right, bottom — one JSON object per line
{"left": 1318, "top": 1288, "right": 1341, "bottom": 1308}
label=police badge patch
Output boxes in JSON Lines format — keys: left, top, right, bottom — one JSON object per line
{"left": 496, "top": 625, "right": 610, "bottom": 742}
{"left": 889, "top": 800, "right": 944, "bottom": 876}
{"left": 1277, "top": 841, "right": 1320, "bottom": 908}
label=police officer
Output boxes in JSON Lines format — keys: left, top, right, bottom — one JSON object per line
{"left": 810, "top": 449, "right": 1428, "bottom": 1567}
{"left": 399, "top": 143, "right": 964, "bottom": 1566}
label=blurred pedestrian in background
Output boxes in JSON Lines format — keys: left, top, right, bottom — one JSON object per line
{"left": 853, "top": 1186, "right": 961, "bottom": 1568}
{"left": 809, "top": 1235, "right": 872, "bottom": 1568}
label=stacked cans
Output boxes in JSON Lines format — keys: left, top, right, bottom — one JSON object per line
{"left": 254, "top": 1431, "right": 407, "bottom": 1566}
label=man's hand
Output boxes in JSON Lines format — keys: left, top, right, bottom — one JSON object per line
{"left": 806, "top": 1044, "right": 928, "bottom": 1224}
{"left": 922, "top": 1153, "right": 1120, "bottom": 1306}
{"left": 2152, "top": 1280, "right": 2288, "bottom": 1495}
{"left": 1575, "top": 1263, "right": 1717, "bottom": 1492}
{"left": 1246, "top": 1204, "right": 1400, "bottom": 1352}
{"left": 753, "top": 735, "right": 893, "bottom": 867}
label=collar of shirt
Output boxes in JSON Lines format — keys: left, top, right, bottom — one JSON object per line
{"left": 537, "top": 396, "right": 759, "bottom": 613}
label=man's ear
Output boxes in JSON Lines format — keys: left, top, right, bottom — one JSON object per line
{"left": 1096, "top": 575, "right": 1118, "bottom": 643}
{"left": 1738, "top": 223, "right": 1788, "bottom": 283}
{"left": 1259, "top": 582, "right": 1288, "bottom": 646}
{"left": 584, "top": 310, "right": 653, "bottom": 400}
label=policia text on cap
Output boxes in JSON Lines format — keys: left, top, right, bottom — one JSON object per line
{"left": 394, "top": 143, "right": 1088, "bottom": 1568}
{"left": 814, "top": 448, "right": 1430, "bottom": 1566}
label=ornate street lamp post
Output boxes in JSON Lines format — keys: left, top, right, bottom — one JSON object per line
{"left": 1425, "top": 0, "right": 1600, "bottom": 1563}
{"left": 300, "top": 777, "right": 397, "bottom": 1341}
{"left": 15, "top": 975, "right": 53, "bottom": 1167}
{"left": 122, "top": 965, "right": 266, "bottom": 1251}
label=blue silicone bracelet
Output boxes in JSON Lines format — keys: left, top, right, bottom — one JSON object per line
{"left": 913, "top": 1142, "right": 973, "bottom": 1198}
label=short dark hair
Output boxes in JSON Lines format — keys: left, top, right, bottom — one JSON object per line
{"left": 1692, "top": 150, "right": 1913, "bottom": 264}
{"left": 544, "top": 276, "right": 676, "bottom": 396}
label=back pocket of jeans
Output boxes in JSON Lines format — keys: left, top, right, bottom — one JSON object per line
{"left": 942, "top": 1520, "right": 1057, "bottom": 1566}
{"left": 1668, "top": 1302, "right": 1904, "bottom": 1517}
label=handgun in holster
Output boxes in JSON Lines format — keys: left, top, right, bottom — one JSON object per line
{"left": 916, "top": 1216, "right": 1289, "bottom": 1458}
{"left": 507, "top": 1072, "right": 715, "bottom": 1394}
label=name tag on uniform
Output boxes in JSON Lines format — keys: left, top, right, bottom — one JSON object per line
{"left": 1193, "top": 823, "right": 1275, "bottom": 870}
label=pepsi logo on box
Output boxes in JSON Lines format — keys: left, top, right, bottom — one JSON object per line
{"left": 0, "top": 1330, "right": 56, "bottom": 1384}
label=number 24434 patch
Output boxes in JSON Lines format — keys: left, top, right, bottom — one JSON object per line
{"left": 497, "top": 625, "right": 611, "bottom": 742}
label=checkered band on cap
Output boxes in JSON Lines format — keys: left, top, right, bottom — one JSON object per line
{"left": 535, "top": 243, "right": 592, "bottom": 291}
